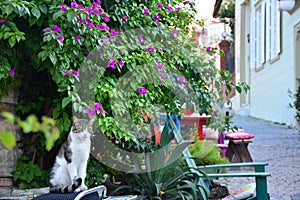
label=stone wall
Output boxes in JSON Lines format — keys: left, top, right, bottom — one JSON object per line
{"left": 0, "top": 89, "right": 21, "bottom": 193}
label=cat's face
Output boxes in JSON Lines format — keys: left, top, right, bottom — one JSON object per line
{"left": 72, "top": 116, "right": 94, "bottom": 139}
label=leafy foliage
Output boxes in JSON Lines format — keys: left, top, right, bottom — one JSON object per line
{"left": 1, "top": 112, "right": 60, "bottom": 151}
{"left": 0, "top": 0, "right": 247, "bottom": 191}
{"left": 289, "top": 85, "right": 300, "bottom": 125}
{"left": 12, "top": 155, "right": 49, "bottom": 189}
{"left": 104, "top": 119, "right": 208, "bottom": 199}
{"left": 85, "top": 155, "right": 105, "bottom": 188}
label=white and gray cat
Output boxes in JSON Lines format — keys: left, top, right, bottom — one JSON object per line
{"left": 49, "top": 116, "right": 94, "bottom": 193}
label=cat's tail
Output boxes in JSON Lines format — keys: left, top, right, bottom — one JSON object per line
{"left": 50, "top": 177, "right": 82, "bottom": 193}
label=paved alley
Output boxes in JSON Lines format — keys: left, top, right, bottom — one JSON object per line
{"left": 221, "top": 115, "right": 300, "bottom": 200}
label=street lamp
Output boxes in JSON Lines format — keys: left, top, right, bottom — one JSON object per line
{"left": 278, "top": 0, "right": 295, "bottom": 11}
{"left": 221, "top": 31, "right": 227, "bottom": 40}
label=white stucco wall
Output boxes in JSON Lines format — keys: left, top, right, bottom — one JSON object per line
{"left": 234, "top": 0, "right": 300, "bottom": 126}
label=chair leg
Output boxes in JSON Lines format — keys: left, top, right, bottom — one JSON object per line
{"left": 255, "top": 176, "right": 269, "bottom": 200}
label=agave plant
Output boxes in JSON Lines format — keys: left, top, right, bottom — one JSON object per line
{"left": 105, "top": 117, "right": 209, "bottom": 199}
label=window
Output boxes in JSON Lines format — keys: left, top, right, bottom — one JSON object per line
{"left": 266, "top": 0, "right": 281, "bottom": 60}
{"left": 253, "top": 3, "right": 265, "bottom": 68}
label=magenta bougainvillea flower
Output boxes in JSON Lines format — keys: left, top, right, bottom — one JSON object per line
{"left": 206, "top": 46, "right": 212, "bottom": 51}
{"left": 175, "top": 7, "right": 180, "bottom": 12}
{"left": 84, "top": 50, "right": 89, "bottom": 55}
{"left": 85, "top": 107, "right": 96, "bottom": 116}
{"left": 87, "top": 21, "right": 94, "bottom": 29}
{"left": 60, "top": 4, "right": 67, "bottom": 11}
{"left": 144, "top": 45, "right": 155, "bottom": 53}
{"left": 8, "top": 68, "right": 16, "bottom": 76}
{"left": 122, "top": 15, "right": 128, "bottom": 21}
{"left": 51, "top": 25, "right": 61, "bottom": 33}
{"left": 57, "top": 35, "right": 64, "bottom": 41}
{"left": 160, "top": 73, "right": 166, "bottom": 80}
{"left": 157, "top": 3, "right": 163, "bottom": 9}
{"left": 107, "top": 58, "right": 116, "bottom": 69}
{"left": 138, "top": 34, "right": 145, "bottom": 44}
{"left": 75, "top": 55, "right": 79, "bottom": 59}
{"left": 144, "top": 8, "right": 149, "bottom": 16}
{"left": 0, "top": 18, "right": 6, "bottom": 24}
{"left": 138, "top": 87, "right": 147, "bottom": 95}
{"left": 71, "top": 1, "right": 78, "bottom": 8}
{"left": 178, "top": 76, "right": 185, "bottom": 84}
{"left": 172, "top": 29, "right": 178, "bottom": 35}
{"left": 156, "top": 62, "right": 164, "bottom": 71}
{"left": 65, "top": 71, "right": 72, "bottom": 76}
{"left": 74, "top": 35, "right": 81, "bottom": 40}
{"left": 184, "top": 1, "right": 189, "bottom": 5}
{"left": 93, "top": 102, "right": 104, "bottom": 116}
{"left": 118, "top": 59, "right": 124, "bottom": 67}
{"left": 94, "top": 102, "right": 101, "bottom": 111}
{"left": 77, "top": 17, "right": 84, "bottom": 23}
{"left": 73, "top": 69, "right": 80, "bottom": 76}
{"left": 166, "top": 6, "right": 173, "bottom": 12}
{"left": 153, "top": 14, "right": 160, "bottom": 21}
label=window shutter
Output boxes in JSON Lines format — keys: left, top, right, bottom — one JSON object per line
{"left": 276, "top": 0, "right": 281, "bottom": 56}
{"left": 260, "top": 2, "right": 265, "bottom": 66}
{"left": 265, "top": 0, "right": 271, "bottom": 61}
{"left": 250, "top": 9, "right": 256, "bottom": 69}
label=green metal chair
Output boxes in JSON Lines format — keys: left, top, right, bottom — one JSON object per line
{"left": 169, "top": 118, "right": 270, "bottom": 200}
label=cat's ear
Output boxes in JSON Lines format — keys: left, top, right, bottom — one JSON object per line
{"left": 88, "top": 118, "right": 95, "bottom": 126}
{"left": 73, "top": 116, "right": 79, "bottom": 124}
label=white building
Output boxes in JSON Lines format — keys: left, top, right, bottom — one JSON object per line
{"left": 232, "top": 0, "right": 300, "bottom": 126}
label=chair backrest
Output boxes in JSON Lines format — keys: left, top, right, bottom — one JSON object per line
{"left": 168, "top": 118, "right": 208, "bottom": 200}
{"left": 74, "top": 185, "right": 107, "bottom": 200}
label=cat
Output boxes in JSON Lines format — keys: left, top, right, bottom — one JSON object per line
{"left": 49, "top": 116, "right": 94, "bottom": 193}
{"left": 208, "top": 180, "right": 230, "bottom": 199}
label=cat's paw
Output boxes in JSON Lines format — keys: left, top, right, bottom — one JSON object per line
{"left": 80, "top": 184, "right": 88, "bottom": 191}
{"left": 74, "top": 188, "right": 81, "bottom": 193}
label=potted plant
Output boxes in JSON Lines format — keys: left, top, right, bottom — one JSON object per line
{"left": 104, "top": 119, "right": 209, "bottom": 200}
{"left": 188, "top": 131, "right": 229, "bottom": 173}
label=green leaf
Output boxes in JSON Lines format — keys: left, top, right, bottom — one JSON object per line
{"left": 8, "top": 36, "right": 16, "bottom": 47}
{"left": 38, "top": 4, "right": 47, "bottom": 14}
{"left": 1, "top": 112, "right": 15, "bottom": 123}
{"left": 49, "top": 53, "right": 57, "bottom": 65}
{"left": 3, "top": 5, "right": 14, "bottom": 15}
{"left": 67, "top": 12, "right": 76, "bottom": 22}
{"left": 0, "top": 132, "right": 16, "bottom": 149}
{"left": 235, "top": 86, "right": 242, "bottom": 93}
{"left": 53, "top": 11, "right": 64, "bottom": 20}
{"left": 62, "top": 97, "right": 71, "bottom": 108}
{"left": 31, "top": 7, "right": 41, "bottom": 19}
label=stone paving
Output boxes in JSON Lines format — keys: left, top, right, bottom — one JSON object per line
{"left": 219, "top": 115, "right": 300, "bottom": 200}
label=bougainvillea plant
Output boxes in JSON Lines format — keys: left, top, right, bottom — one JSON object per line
{"left": 0, "top": 0, "right": 248, "bottom": 190}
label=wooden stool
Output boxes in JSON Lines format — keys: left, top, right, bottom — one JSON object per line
{"left": 225, "top": 130, "right": 254, "bottom": 163}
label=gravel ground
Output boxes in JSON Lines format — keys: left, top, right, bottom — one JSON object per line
{"left": 218, "top": 115, "right": 300, "bottom": 200}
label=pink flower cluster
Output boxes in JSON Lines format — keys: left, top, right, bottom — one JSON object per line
{"left": 45, "top": 1, "right": 113, "bottom": 47}
{"left": 139, "top": 87, "right": 147, "bottom": 95}
{"left": 8, "top": 68, "right": 16, "bottom": 76}
{"left": 65, "top": 69, "right": 80, "bottom": 76}
{"left": 107, "top": 57, "right": 125, "bottom": 69}
{"left": 85, "top": 102, "right": 104, "bottom": 116}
